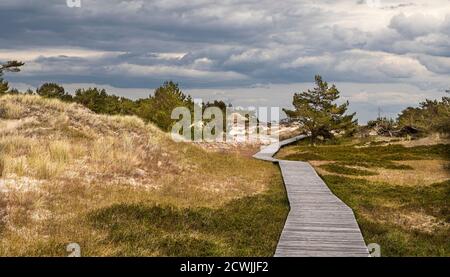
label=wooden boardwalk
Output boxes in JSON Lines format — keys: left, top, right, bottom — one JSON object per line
{"left": 253, "top": 136, "right": 369, "bottom": 257}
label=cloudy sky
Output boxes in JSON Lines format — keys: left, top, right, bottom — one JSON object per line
{"left": 1, "top": 0, "right": 450, "bottom": 122}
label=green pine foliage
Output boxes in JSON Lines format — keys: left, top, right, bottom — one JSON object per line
{"left": 73, "top": 87, "right": 137, "bottom": 116}
{"left": 69, "top": 82, "right": 195, "bottom": 131}
{"left": 37, "top": 83, "right": 73, "bottom": 102}
{"left": 135, "top": 81, "right": 194, "bottom": 131}
{"left": 0, "top": 61, "right": 24, "bottom": 75}
{"left": 283, "top": 75, "right": 357, "bottom": 142}
{"left": 0, "top": 60, "right": 24, "bottom": 95}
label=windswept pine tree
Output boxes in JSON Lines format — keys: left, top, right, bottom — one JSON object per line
{"left": 283, "top": 75, "right": 357, "bottom": 142}
{"left": 0, "top": 61, "right": 24, "bottom": 95}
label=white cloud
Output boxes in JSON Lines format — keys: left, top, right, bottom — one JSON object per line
{"left": 110, "top": 63, "right": 249, "bottom": 81}
{"left": 416, "top": 54, "right": 450, "bottom": 74}
{"left": 282, "top": 50, "right": 430, "bottom": 81}
{"left": 0, "top": 48, "right": 123, "bottom": 62}
{"left": 225, "top": 48, "right": 284, "bottom": 65}
{"left": 389, "top": 13, "right": 442, "bottom": 38}
{"left": 282, "top": 54, "right": 334, "bottom": 69}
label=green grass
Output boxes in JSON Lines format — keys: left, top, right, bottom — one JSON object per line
{"left": 322, "top": 175, "right": 450, "bottom": 256}
{"left": 87, "top": 174, "right": 289, "bottom": 256}
{"left": 278, "top": 143, "right": 449, "bottom": 169}
{"left": 276, "top": 139, "right": 450, "bottom": 256}
{"left": 319, "top": 163, "right": 377, "bottom": 176}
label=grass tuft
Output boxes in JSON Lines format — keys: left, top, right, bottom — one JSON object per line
{"left": 0, "top": 101, "right": 26, "bottom": 119}
{"left": 49, "top": 141, "right": 71, "bottom": 163}
{"left": 29, "top": 155, "right": 59, "bottom": 180}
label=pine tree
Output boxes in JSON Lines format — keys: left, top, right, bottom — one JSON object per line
{"left": 139, "top": 81, "right": 194, "bottom": 131}
{"left": 0, "top": 61, "right": 24, "bottom": 95}
{"left": 37, "top": 83, "right": 73, "bottom": 101}
{"left": 0, "top": 61, "right": 24, "bottom": 75}
{"left": 283, "top": 75, "right": 357, "bottom": 142}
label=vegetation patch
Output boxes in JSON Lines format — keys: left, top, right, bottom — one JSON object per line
{"left": 277, "top": 137, "right": 449, "bottom": 256}
{"left": 322, "top": 175, "right": 450, "bottom": 256}
{"left": 319, "top": 163, "right": 377, "bottom": 176}
{"left": 0, "top": 95, "right": 289, "bottom": 256}
{"left": 277, "top": 142, "right": 449, "bottom": 170}
{"left": 88, "top": 175, "right": 288, "bottom": 256}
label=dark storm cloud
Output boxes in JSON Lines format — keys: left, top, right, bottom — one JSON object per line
{"left": 0, "top": 0, "right": 449, "bottom": 108}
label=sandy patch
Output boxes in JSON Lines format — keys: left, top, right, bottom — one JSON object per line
{"left": 370, "top": 210, "right": 449, "bottom": 234}
{"left": 310, "top": 160, "right": 449, "bottom": 187}
{"left": 399, "top": 134, "right": 450, "bottom": 148}
{"left": 0, "top": 118, "right": 36, "bottom": 134}
{"left": 367, "top": 160, "right": 450, "bottom": 186}
{"left": 0, "top": 177, "right": 44, "bottom": 193}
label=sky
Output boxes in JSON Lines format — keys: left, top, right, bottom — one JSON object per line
{"left": 1, "top": 0, "right": 450, "bottom": 123}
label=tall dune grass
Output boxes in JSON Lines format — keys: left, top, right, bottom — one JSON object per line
{"left": 0, "top": 94, "right": 287, "bottom": 256}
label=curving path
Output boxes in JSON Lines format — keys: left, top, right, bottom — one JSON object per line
{"left": 253, "top": 136, "right": 369, "bottom": 257}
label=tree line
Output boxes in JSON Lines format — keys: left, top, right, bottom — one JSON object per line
{"left": 1, "top": 60, "right": 449, "bottom": 140}
{"left": 0, "top": 61, "right": 229, "bottom": 132}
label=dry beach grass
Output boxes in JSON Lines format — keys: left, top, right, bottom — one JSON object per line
{"left": 0, "top": 94, "right": 288, "bottom": 256}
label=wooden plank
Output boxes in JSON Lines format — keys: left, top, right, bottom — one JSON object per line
{"left": 253, "top": 136, "right": 369, "bottom": 257}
